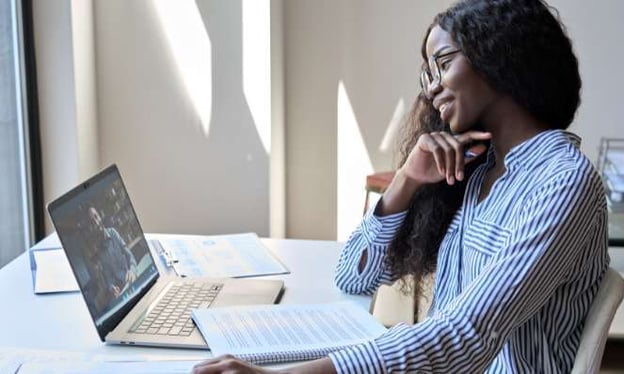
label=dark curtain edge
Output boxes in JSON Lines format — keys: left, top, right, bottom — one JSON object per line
{"left": 21, "top": 0, "right": 44, "bottom": 242}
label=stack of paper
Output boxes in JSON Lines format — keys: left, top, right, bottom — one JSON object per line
{"left": 152, "top": 233, "right": 289, "bottom": 278}
{"left": 28, "top": 233, "right": 79, "bottom": 294}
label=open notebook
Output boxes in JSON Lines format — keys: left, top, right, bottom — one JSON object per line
{"left": 191, "top": 301, "right": 387, "bottom": 364}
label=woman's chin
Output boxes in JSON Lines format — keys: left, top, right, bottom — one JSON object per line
{"left": 449, "top": 119, "right": 484, "bottom": 135}
{"left": 448, "top": 120, "right": 462, "bottom": 134}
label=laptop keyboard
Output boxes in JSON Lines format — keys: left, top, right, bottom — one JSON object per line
{"left": 129, "top": 281, "right": 223, "bottom": 336}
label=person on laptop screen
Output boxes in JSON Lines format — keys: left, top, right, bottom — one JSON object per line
{"left": 192, "top": 0, "right": 608, "bottom": 373}
{"left": 83, "top": 206, "right": 138, "bottom": 313}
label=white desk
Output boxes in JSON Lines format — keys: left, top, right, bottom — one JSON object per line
{"left": 0, "top": 238, "right": 371, "bottom": 360}
{"left": 3, "top": 238, "right": 624, "bottom": 360}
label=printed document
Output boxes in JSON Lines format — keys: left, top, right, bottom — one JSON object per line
{"left": 150, "top": 233, "right": 289, "bottom": 278}
{"left": 191, "top": 301, "right": 387, "bottom": 364}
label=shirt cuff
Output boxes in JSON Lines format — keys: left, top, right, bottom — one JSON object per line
{"left": 329, "top": 340, "right": 386, "bottom": 374}
{"left": 361, "top": 205, "right": 407, "bottom": 246}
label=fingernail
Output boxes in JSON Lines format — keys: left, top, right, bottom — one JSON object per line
{"left": 457, "top": 171, "right": 464, "bottom": 181}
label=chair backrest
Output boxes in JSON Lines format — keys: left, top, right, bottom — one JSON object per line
{"left": 571, "top": 267, "right": 624, "bottom": 374}
{"left": 370, "top": 273, "right": 435, "bottom": 327}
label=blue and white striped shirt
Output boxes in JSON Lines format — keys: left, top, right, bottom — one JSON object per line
{"left": 329, "top": 130, "right": 609, "bottom": 373}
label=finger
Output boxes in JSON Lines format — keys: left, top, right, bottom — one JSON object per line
{"left": 192, "top": 356, "right": 237, "bottom": 374}
{"left": 454, "top": 131, "right": 492, "bottom": 145}
{"left": 192, "top": 363, "right": 225, "bottom": 374}
{"left": 439, "top": 132, "right": 465, "bottom": 182}
{"left": 431, "top": 132, "right": 455, "bottom": 185}
{"left": 193, "top": 355, "right": 235, "bottom": 370}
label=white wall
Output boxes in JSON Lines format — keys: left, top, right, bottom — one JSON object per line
{"left": 34, "top": 0, "right": 623, "bottom": 240}
{"left": 270, "top": 0, "right": 286, "bottom": 238}
{"left": 33, "top": 0, "right": 99, "bottom": 232}
{"left": 549, "top": 0, "right": 624, "bottom": 163}
{"left": 92, "top": 0, "right": 278, "bottom": 236}
{"left": 34, "top": 0, "right": 280, "bottom": 237}
{"left": 70, "top": 0, "right": 99, "bottom": 180}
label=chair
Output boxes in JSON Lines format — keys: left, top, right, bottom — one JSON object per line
{"left": 370, "top": 273, "right": 434, "bottom": 327}
{"left": 365, "top": 171, "right": 424, "bottom": 329}
{"left": 571, "top": 267, "right": 624, "bottom": 374}
{"left": 370, "top": 267, "right": 624, "bottom": 373}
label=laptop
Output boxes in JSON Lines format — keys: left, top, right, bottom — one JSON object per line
{"left": 47, "top": 164, "right": 284, "bottom": 349}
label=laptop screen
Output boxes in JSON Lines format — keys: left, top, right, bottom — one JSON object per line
{"left": 48, "top": 165, "right": 159, "bottom": 334}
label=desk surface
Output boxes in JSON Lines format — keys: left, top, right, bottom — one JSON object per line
{"left": 4, "top": 237, "right": 624, "bottom": 360}
{"left": 0, "top": 238, "right": 370, "bottom": 360}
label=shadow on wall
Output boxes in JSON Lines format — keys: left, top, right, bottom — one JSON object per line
{"left": 284, "top": 1, "right": 451, "bottom": 240}
{"left": 96, "top": 0, "right": 270, "bottom": 236}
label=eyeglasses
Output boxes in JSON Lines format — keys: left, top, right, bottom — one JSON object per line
{"left": 420, "top": 49, "right": 461, "bottom": 99}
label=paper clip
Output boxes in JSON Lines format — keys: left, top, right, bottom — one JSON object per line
{"left": 149, "top": 240, "right": 177, "bottom": 268}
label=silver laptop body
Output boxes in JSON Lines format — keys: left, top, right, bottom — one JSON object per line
{"left": 47, "top": 164, "right": 283, "bottom": 349}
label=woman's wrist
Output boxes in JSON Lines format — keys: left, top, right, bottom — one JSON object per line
{"left": 375, "top": 168, "right": 423, "bottom": 216}
{"left": 277, "top": 358, "right": 337, "bottom": 374}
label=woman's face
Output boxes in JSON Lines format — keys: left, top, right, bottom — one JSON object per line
{"left": 425, "top": 25, "right": 497, "bottom": 133}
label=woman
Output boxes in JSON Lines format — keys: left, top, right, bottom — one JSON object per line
{"left": 193, "top": 0, "right": 608, "bottom": 372}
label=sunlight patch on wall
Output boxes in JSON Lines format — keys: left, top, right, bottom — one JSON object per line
{"left": 243, "top": 0, "right": 271, "bottom": 153}
{"left": 380, "top": 98, "right": 406, "bottom": 153}
{"left": 337, "top": 81, "right": 374, "bottom": 241}
{"left": 153, "top": 0, "right": 212, "bottom": 136}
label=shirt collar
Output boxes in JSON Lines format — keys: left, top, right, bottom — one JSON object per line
{"left": 488, "top": 130, "right": 582, "bottom": 171}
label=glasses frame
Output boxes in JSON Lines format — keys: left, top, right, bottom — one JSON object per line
{"left": 420, "top": 49, "right": 461, "bottom": 99}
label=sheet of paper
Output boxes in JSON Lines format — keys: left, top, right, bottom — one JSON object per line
{"left": 0, "top": 358, "right": 20, "bottom": 374}
{"left": 0, "top": 347, "right": 205, "bottom": 374}
{"left": 32, "top": 249, "right": 79, "bottom": 293}
{"left": 151, "top": 233, "right": 289, "bottom": 278}
{"left": 17, "top": 360, "right": 199, "bottom": 374}
{"left": 192, "top": 301, "right": 387, "bottom": 360}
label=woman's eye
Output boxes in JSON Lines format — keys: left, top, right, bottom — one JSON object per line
{"left": 439, "top": 59, "right": 451, "bottom": 70}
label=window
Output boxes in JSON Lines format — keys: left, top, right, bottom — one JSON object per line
{"left": 0, "top": 0, "right": 41, "bottom": 268}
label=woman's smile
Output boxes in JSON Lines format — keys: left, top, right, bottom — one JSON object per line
{"left": 439, "top": 101, "right": 453, "bottom": 123}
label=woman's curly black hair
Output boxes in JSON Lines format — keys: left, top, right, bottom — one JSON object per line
{"left": 385, "top": 0, "right": 582, "bottom": 298}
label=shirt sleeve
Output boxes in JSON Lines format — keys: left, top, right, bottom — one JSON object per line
{"left": 330, "top": 165, "right": 608, "bottom": 373}
{"left": 334, "top": 205, "right": 407, "bottom": 295}
{"left": 110, "top": 228, "right": 137, "bottom": 268}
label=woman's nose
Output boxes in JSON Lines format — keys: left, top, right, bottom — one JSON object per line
{"left": 428, "top": 78, "right": 443, "bottom": 97}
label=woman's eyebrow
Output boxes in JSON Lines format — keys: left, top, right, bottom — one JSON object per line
{"left": 432, "top": 45, "right": 455, "bottom": 57}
